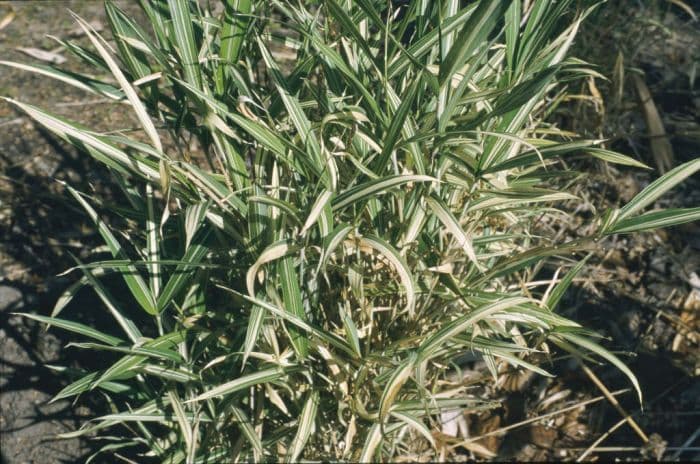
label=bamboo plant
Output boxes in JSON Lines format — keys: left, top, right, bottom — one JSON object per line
{"left": 3, "top": 0, "right": 699, "bottom": 462}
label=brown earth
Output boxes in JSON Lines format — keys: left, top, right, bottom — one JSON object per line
{"left": 1, "top": 2, "right": 145, "bottom": 462}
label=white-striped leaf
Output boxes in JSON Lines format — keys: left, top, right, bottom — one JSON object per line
{"left": 168, "top": 389, "right": 194, "bottom": 451}
{"left": 3, "top": 99, "right": 159, "bottom": 179}
{"left": 390, "top": 411, "right": 436, "bottom": 448}
{"left": 0, "top": 61, "right": 123, "bottom": 99}
{"left": 66, "top": 188, "right": 156, "bottom": 315}
{"left": 285, "top": 391, "right": 319, "bottom": 463}
{"left": 279, "top": 254, "right": 309, "bottom": 359}
{"left": 418, "top": 297, "right": 530, "bottom": 361}
{"left": 379, "top": 352, "right": 417, "bottom": 421}
{"left": 618, "top": 158, "right": 700, "bottom": 220}
{"left": 426, "top": 195, "right": 480, "bottom": 269}
{"left": 167, "top": 0, "right": 202, "bottom": 90}
{"left": 187, "top": 367, "right": 288, "bottom": 402}
{"left": 230, "top": 406, "right": 263, "bottom": 460}
{"left": 353, "top": 235, "right": 417, "bottom": 317}
{"left": 229, "top": 289, "right": 357, "bottom": 358}
{"left": 332, "top": 175, "right": 436, "bottom": 211}
{"left": 72, "top": 14, "right": 162, "bottom": 153}
{"left": 359, "top": 423, "right": 382, "bottom": 463}
{"left": 20, "top": 313, "right": 123, "bottom": 346}
{"left": 300, "top": 190, "right": 334, "bottom": 236}
{"left": 611, "top": 207, "right": 700, "bottom": 234}
{"left": 246, "top": 240, "right": 296, "bottom": 298}
{"left": 554, "top": 331, "right": 642, "bottom": 404}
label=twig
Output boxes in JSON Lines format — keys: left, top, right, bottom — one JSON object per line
{"left": 55, "top": 99, "right": 112, "bottom": 107}
{"left": 450, "top": 388, "right": 631, "bottom": 449}
{"left": 669, "top": 427, "right": 700, "bottom": 460}
{"left": 576, "top": 415, "right": 628, "bottom": 461}
{"left": 568, "top": 446, "right": 700, "bottom": 453}
{"left": 575, "top": 376, "right": 691, "bottom": 460}
{"left": 579, "top": 361, "right": 649, "bottom": 443}
{"left": 0, "top": 117, "right": 24, "bottom": 127}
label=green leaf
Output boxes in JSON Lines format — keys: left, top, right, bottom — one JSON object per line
{"left": 425, "top": 195, "right": 480, "bottom": 269}
{"left": 586, "top": 148, "right": 650, "bottom": 169}
{"left": 286, "top": 391, "right": 319, "bottom": 463}
{"left": 19, "top": 313, "right": 123, "bottom": 346}
{"left": 379, "top": 353, "right": 416, "bottom": 421}
{"left": 279, "top": 254, "right": 309, "bottom": 359}
{"left": 546, "top": 256, "right": 590, "bottom": 310}
{"left": 554, "top": 331, "right": 642, "bottom": 404}
{"left": 439, "top": 0, "right": 507, "bottom": 86}
{"left": 66, "top": 186, "right": 157, "bottom": 315}
{"left": 167, "top": 0, "right": 202, "bottom": 90}
{"left": 188, "top": 367, "right": 290, "bottom": 402}
{"left": 609, "top": 207, "right": 700, "bottom": 234}
{"left": 332, "top": 175, "right": 436, "bottom": 211}
{"left": 418, "top": 297, "right": 530, "bottom": 361}
{"left": 618, "top": 158, "right": 700, "bottom": 220}
{"left": 358, "top": 235, "right": 417, "bottom": 317}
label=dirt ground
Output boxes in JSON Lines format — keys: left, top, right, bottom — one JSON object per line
{"left": 0, "top": 1, "right": 698, "bottom": 463}
{"left": 0, "top": 3, "right": 145, "bottom": 462}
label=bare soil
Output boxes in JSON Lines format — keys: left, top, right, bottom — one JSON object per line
{"left": 1, "top": 2, "right": 145, "bottom": 462}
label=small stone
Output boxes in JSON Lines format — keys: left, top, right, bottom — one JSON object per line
{"left": 0, "top": 285, "right": 22, "bottom": 312}
{"left": 641, "top": 433, "right": 667, "bottom": 461}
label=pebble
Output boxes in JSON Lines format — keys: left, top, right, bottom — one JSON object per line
{"left": 0, "top": 285, "right": 22, "bottom": 312}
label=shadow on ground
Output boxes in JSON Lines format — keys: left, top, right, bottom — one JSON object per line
{"left": 0, "top": 126, "right": 127, "bottom": 463}
{"left": 1, "top": 2, "right": 147, "bottom": 462}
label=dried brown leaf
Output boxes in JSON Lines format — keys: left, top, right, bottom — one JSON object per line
{"left": 16, "top": 47, "right": 66, "bottom": 64}
{"left": 633, "top": 74, "right": 674, "bottom": 174}
{"left": 0, "top": 8, "right": 15, "bottom": 31}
